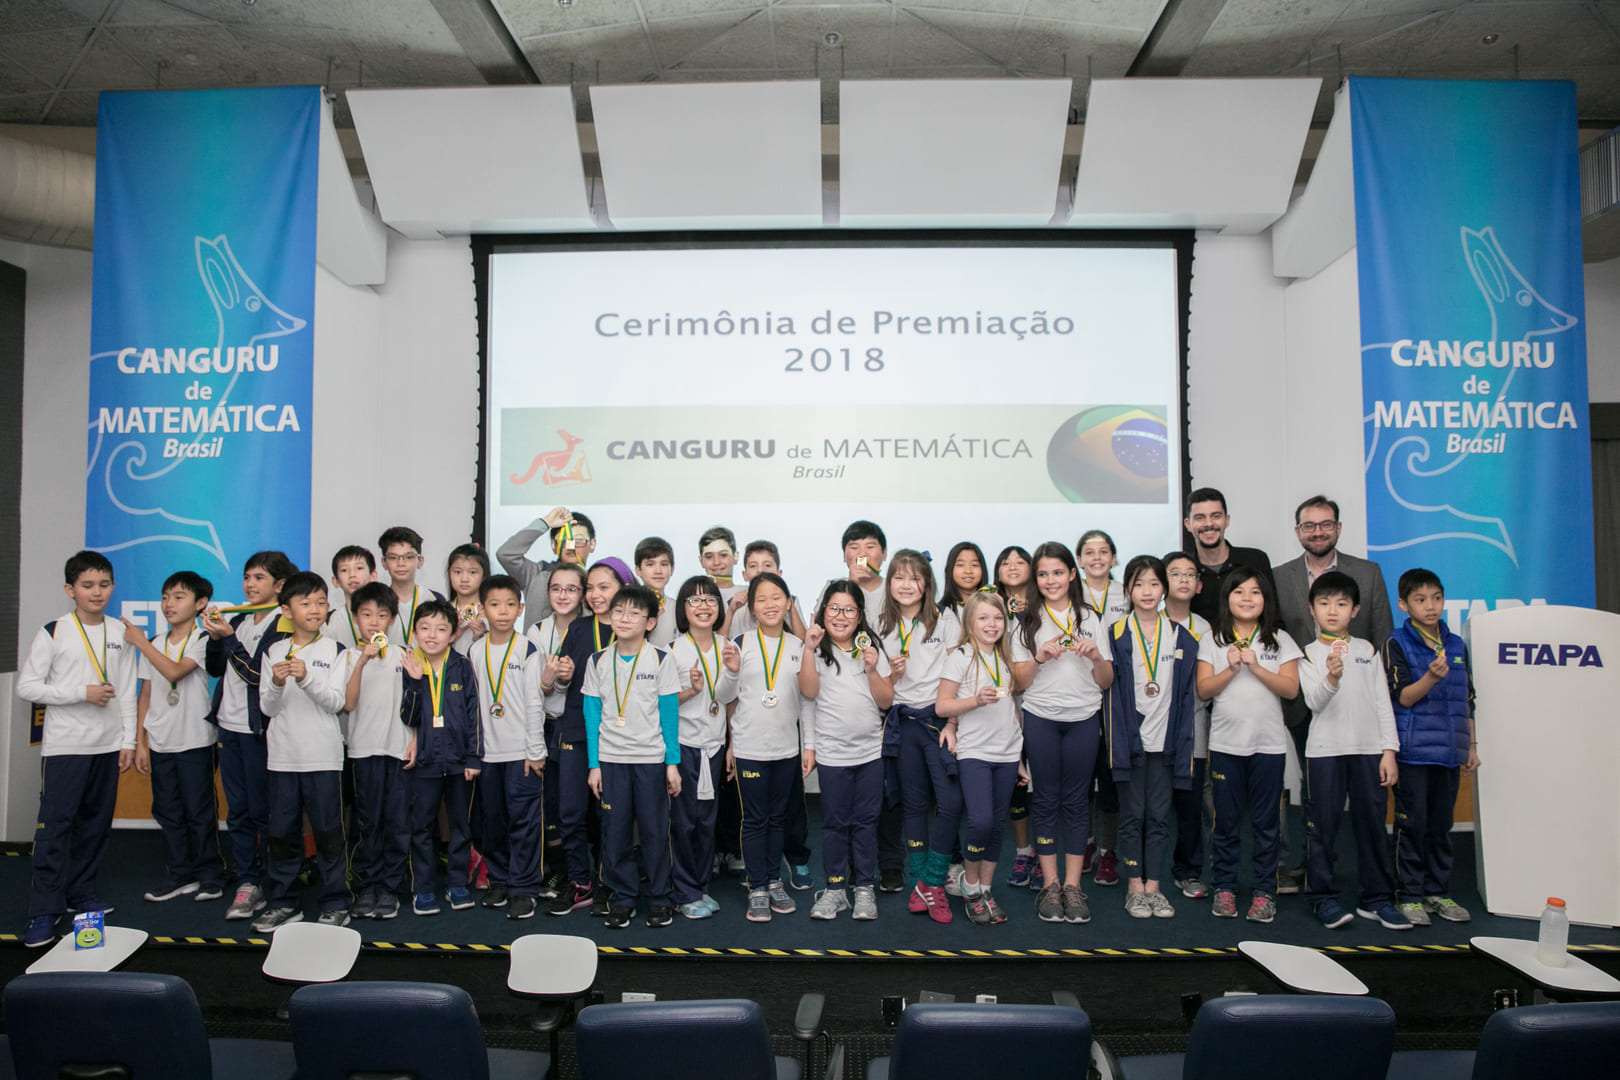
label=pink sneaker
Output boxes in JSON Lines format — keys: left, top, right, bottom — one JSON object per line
{"left": 1094, "top": 849, "right": 1120, "bottom": 886}
{"left": 909, "top": 883, "right": 928, "bottom": 914}
{"left": 912, "top": 883, "right": 952, "bottom": 924}
{"left": 1079, "top": 838, "right": 1098, "bottom": 874}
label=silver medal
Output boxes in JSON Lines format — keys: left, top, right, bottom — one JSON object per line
{"left": 167, "top": 687, "right": 180, "bottom": 707}
{"left": 762, "top": 691, "right": 778, "bottom": 708}
{"left": 708, "top": 700, "right": 720, "bottom": 716}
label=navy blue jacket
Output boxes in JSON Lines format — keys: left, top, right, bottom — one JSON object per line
{"left": 1384, "top": 619, "right": 1474, "bottom": 768}
{"left": 205, "top": 611, "right": 293, "bottom": 735}
{"left": 1105, "top": 617, "right": 1198, "bottom": 790}
{"left": 556, "top": 616, "right": 613, "bottom": 743}
{"left": 401, "top": 649, "right": 483, "bottom": 775}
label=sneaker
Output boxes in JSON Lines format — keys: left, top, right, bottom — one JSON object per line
{"left": 225, "top": 884, "right": 266, "bottom": 920}
{"left": 964, "top": 895, "right": 993, "bottom": 925}
{"left": 1177, "top": 878, "right": 1209, "bottom": 900}
{"left": 1276, "top": 867, "right": 1303, "bottom": 896}
{"left": 507, "top": 895, "right": 538, "bottom": 920}
{"left": 678, "top": 900, "right": 713, "bottom": 920}
{"left": 194, "top": 883, "right": 224, "bottom": 902}
{"left": 1147, "top": 892, "right": 1176, "bottom": 919}
{"left": 547, "top": 882, "right": 593, "bottom": 916}
{"left": 468, "top": 847, "right": 488, "bottom": 889}
{"left": 538, "top": 863, "right": 565, "bottom": 900}
{"left": 1423, "top": 896, "right": 1472, "bottom": 923}
{"left": 481, "top": 884, "right": 509, "bottom": 909}
{"left": 811, "top": 888, "right": 849, "bottom": 920}
{"left": 1315, "top": 899, "right": 1355, "bottom": 929}
{"left": 984, "top": 892, "right": 1008, "bottom": 924}
{"left": 252, "top": 906, "right": 303, "bottom": 933}
{"left": 646, "top": 905, "right": 674, "bottom": 928}
{"left": 911, "top": 883, "right": 951, "bottom": 924}
{"left": 767, "top": 881, "right": 796, "bottom": 914}
{"left": 852, "top": 885, "right": 878, "bottom": 921}
{"left": 1357, "top": 903, "right": 1413, "bottom": 930}
{"left": 1007, "top": 853, "right": 1035, "bottom": 888}
{"left": 144, "top": 880, "right": 199, "bottom": 903}
{"left": 1061, "top": 884, "right": 1091, "bottom": 924}
{"left": 373, "top": 894, "right": 400, "bottom": 920}
{"left": 1125, "top": 891, "right": 1154, "bottom": 920}
{"left": 316, "top": 908, "right": 351, "bottom": 927}
{"left": 23, "top": 915, "right": 58, "bottom": 949}
{"left": 349, "top": 889, "right": 377, "bottom": 920}
{"left": 1079, "top": 838, "right": 1097, "bottom": 873}
{"left": 590, "top": 884, "right": 612, "bottom": 917}
{"left": 1400, "top": 901, "right": 1432, "bottom": 927}
{"left": 944, "top": 863, "right": 966, "bottom": 897}
{"left": 908, "top": 883, "right": 928, "bottom": 914}
{"left": 724, "top": 853, "right": 747, "bottom": 874}
{"left": 788, "top": 863, "right": 813, "bottom": 890}
{"left": 1211, "top": 889, "right": 1238, "bottom": 918}
{"left": 1246, "top": 895, "right": 1277, "bottom": 924}
{"left": 446, "top": 886, "right": 474, "bottom": 911}
{"left": 878, "top": 866, "right": 904, "bottom": 893}
{"left": 413, "top": 891, "right": 441, "bottom": 916}
{"left": 1036, "top": 883, "right": 1065, "bottom": 923}
{"left": 604, "top": 905, "right": 634, "bottom": 929}
{"left": 746, "top": 889, "right": 772, "bottom": 922}
{"left": 1093, "top": 849, "right": 1119, "bottom": 886}
{"left": 699, "top": 894, "right": 720, "bottom": 914}
{"left": 1030, "top": 861, "right": 1045, "bottom": 890}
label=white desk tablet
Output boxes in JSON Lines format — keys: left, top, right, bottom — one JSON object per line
{"left": 260, "top": 921, "right": 362, "bottom": 984}
{"left": 1238, "top": 940, "right": 1370, "bottom": 996}
{"left": 27, "top": 926, "right": 148, "bottom": 974}
{"left": 1470, "top": 936, "right": 1620, "bottom": 996}
{"left": 507, "top": 934, "right": 598, "bottom": 997}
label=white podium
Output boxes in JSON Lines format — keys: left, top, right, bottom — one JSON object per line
{"left": 1466, "top": 605, "right": 1620, "bottom": 926}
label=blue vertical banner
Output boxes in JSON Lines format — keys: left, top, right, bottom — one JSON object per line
{"left": 88, "top": 87, "right": 319, "bottom": 625}
{"left": 1352, "top": 77, "right": 1594, "bottom": 619}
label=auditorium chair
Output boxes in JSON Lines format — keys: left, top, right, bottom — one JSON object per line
{"left": 1386, "top": 1000, "right": 1620, "bottom": 1080}
{"left": 1104, "top": 994, "right": 1396, "bottom": 1080}
{"left": 574, "top": 997, "right": 831, "bottom": 1080}
{"left": 864, "top": 1001, "right": 1093, "bottom": 1080}
{"left": 288, "top": 980, "right": 551, "bottom": 1080}
{"left": 3, "top": 970, "right": 294, "bottom": 1080}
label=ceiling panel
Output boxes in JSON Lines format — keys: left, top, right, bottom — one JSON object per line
{"left": 525, "top": 23, "right": 657, "bottom": 86}
{"left": 63, "top": 31, "right": 158, "bottom": 90}
{"left": 889, "top": 11, "right": 1019, "bottom": 73}
{"left": 0, "top": 0, "right": 91, "bottom": 36}
{"left": 1021, "top": 0, "right": 1166, "bottom": 31}
{"left": 0, "top": 26, "right": 93, "bottom": 86}
{"left": 498, "top": 0, "right": 645, "bottom": 41}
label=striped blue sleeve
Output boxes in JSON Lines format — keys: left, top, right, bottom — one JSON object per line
{"left": 584, "top": 694, "right": 603, "bottom": 768}
{"left": 659, "top": 693, "right": 681, "bottom": 765}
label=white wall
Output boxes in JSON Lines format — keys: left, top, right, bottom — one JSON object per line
{"left": 1586, "top": 256, "right": 1620, "bottom": 404}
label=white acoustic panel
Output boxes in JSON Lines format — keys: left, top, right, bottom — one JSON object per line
{"left": 317, "top": 97, "right": 386, "bottom": 285}
{"left": 347, "top": 87, "right": 593, "bottom": 239}
{"left": 839, "top": 79, "right": 1072, "bottom": 228}
{"left": 1070, "top": 78, "right": 1321, "bottom": 234}
{"left": 589, "top": 81, "right": 822, "bottom": 231}
{"left": 1272, "top": 82, "right": 1355, "bottom": 280}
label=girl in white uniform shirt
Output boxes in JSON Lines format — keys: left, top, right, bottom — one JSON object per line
{"left": 527, "top": 562, "right": 586, "bottom": 889}
{"left": 992, "top": 545, "right": 1041, "bottom": 888}
{"left": 728, "top": 572, "right": 807, "bottom": 923}
{"left": 1010, "top": 542, "right": 1113, "bottom": 926}
{"left": 937, "top": 542, "right": 987, "bottom": 617}
{"left": 446, "top": 543, "right": 490, "bottom": 656}
{"left": 1162, "top": 551, "right": 1215, "bottom": 900}
{"left": 935, "top": 590, "right": 1025, "bottom": 926}
{"left": 1077, "top": 529, "right": 1130, "bottom": 888}
{"left": 878, "top": 551, "right": 962, "bottom": 922}
{"left": 1195, "top": 566, "right": 1301, "bottom": 925}
{"left": 800, "top": 582, "right": 893, "bottom": 920}
{"left": 668, "top": 575, "right": 741, "bottom": 919}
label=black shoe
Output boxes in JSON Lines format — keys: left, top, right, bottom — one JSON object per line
{"left": 481, "top": 884, "right": 509, "bottom": 909}
{"left": 878, "top": 867, "right": 905, "bottom": 893}
{"left": 507, "top": 895, "right": 537, "bottom": 920}
{"left": 590, "top": 884, "right": 611, "bottom": 917}
{"left": 546, "top": 882, "right": 593, "bottom": 916}
{"left": 646, "top": 905, "right": 673, "bottom": 928}
{"left": 605, "top": 905, "right": 634, "bottom": 929}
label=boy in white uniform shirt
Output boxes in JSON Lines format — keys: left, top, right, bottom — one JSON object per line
{"left": 584, "top": 584, "right": 684, "bottom": 929}
{"left": 339, "top": 582, "right": 410, "bottom": 921}
{"left": 18, "top": 551, "right": 141, "bottom": 948}
{"left": 127, "top": 570, "right": 223, "bottom": 905}
{"left": 326, "top": 545, "right": 377, "bottom": 650}
{"left": 475, "top": 575, "right": 548, "bottom": 920}
{"left": 1162, "top": 552, "right": 1214, "bottom": 900}
{"left": 253, "top": 572, "right": 349, "bottom": 932}
{"left": 378, "top": 526, "right": 443, "bottom": 650}
{"left": 635, "top": 537, "right": 680, "bottom": 649}
{"left": 1298, "top": 571, "right": 1409, "bottom": 932}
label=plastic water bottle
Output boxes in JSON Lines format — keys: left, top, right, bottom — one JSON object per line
{"left": 1537, "top": 897, "right": 1569, "bottom": 968}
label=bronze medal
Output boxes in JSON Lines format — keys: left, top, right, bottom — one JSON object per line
{"left": 1143, "top": 681, "right": 1161, "bottom": 698}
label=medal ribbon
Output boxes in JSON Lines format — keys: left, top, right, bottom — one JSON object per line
{"left": 1173, "top": 615, "right": 1202, "bottom": 642}
{"left": 757, "top": 629, "right": 784, "bottom": 692}
{"left": 978, "top": 648, "right": 1003, "bottom": 688}
{"left": 1233, "top": 625, "right": 1257, "bottom": 650}
{"left": 485, "top": 634, "right": 517, "bottom": 710}
{"left": 687, "top": 633, "right": 719, "bottom": 706}
{"left": 345, "top": 610, "right": 361, "bottom": 648}
{"left": 162, "top": 629, "right": 184, "bottom": 694}
{"left": 1414, "top": 624, "right": 1445, "bottom": 653}
{"left": 1043, "top": 603, "right": 1075, "bottom": 638}
{"left": 1132, "top": 613, "right": 1163, "bottom": 686}
{"left": 612, "top": 647, "right": 643, "bottom": 718}
{"left": 401, "top": 588, "right": 420, "bottom": 647}
{"left": 422, "top": 651, "right": 445, "bottom": 717}
{"left": 71, "top": 613, "right": 109, "bottom": 684}
{"left": 1086, "top": 581, "right": 1109, "bottom": 617}
{"left": 897, "top": 617, "right": 919, "bottom": 656}
{"left": 218, "top": 600, "right": 278, "bottom": 615}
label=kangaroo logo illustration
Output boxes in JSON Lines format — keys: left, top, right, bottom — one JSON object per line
{"left": 510, "top": 429, "right": 592, "bottom": 488}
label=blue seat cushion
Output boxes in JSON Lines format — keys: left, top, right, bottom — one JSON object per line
{"left": 1116, "top": 1053, "right": 1186, "bottom": 1080}
{"left": 210, "top": 1038, "right": 297, "bottom": 1080}
{"left": 488, "top": 1046, "right": 552, "bottom": 1080}
{"left": 1386, "top": 1050, "right": 1475, "bottom": 1080}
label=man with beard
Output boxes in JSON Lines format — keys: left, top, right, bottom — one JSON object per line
{"left": 1184, "top": 488, "right": 1275, "bottom": 625}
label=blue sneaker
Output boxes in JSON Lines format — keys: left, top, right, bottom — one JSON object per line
{"left": 412, "top": 891, "right": 441, "bottom": 916}
{"left": 1357, "top": 903, "right": 1413, "bottom": 930}
{"left": 24, "top": 915, "right": 58, "bottom": 949}
{"left": 1006, "top": 853, "right": 1034, "bottom": 888}
{"left": 446, "top": 886, "right": 474, "bottom": 910}
{"left": 699, "top": 894, "right": 720, "bottom": 914}
{"left": 677, "top": 900, "right": 712, "bottom": 920}
{"left": 788, "top": 863, "right": 812, "bottom": 890}
{"left": 1314, "top": 899, "right": 1354, "bottom": 929}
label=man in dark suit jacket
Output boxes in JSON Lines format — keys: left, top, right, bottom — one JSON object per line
{"left": 1273, "top": 493, "right": 1394, "bottom": 891}
{"left": 1184, "top": 487, "right": 1275, "bottom": 625}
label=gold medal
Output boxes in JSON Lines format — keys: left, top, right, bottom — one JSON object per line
{"left": 708, "top": 700, "right": 720, "bottom": 716}
{"left": 491, "top": 704, "right": 505, "bottom": 718}
{"left": 854, "top": 631, "right": 871, "bottom": 652}
{"left": 370, "top": 632, "right": 389, "bottom": 649}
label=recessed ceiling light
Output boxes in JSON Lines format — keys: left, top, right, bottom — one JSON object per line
{"left": 1481, "top": 33, "right": 1499, "bottom": 45}
{"left": 556, "top": 0, "right": 574, "bottom": 8}
{"left": 824, "top": 31, "right": 841, "bottom": 46}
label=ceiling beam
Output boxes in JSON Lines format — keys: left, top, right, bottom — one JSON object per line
{"left": 425, "top": 0, "right": 539, "bottom": 85}
{"left": 1127, "top": 0, "right": 1231, "bottom": 78}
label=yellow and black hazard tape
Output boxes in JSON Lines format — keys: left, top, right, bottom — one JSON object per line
{"left": 2, "top": 934, "right": 1614, "bottom": 961}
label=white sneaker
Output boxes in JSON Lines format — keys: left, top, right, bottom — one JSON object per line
{"left": 810, "top": 888, "right": 849, "bottom": 919}
{"left": 225, "top": 883, "right": 266, "bottom": 920}
{"left": 944, "top": 863, "right": 966, "bottom": 897}
{"left": 852, "top": 885, "right": 878, "bottom": 920}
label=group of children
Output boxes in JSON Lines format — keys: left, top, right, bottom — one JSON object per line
{"left": 17, "top": 511, "right": 1479, "bottom": 944}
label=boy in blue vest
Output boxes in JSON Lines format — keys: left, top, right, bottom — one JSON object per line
{"left": 1382, "top": 568, "right": 1479, "bottom": 926}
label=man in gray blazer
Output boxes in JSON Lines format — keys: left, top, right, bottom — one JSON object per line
{"left": 1274, "top": 494, "right": 1394, "bottom": 891}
